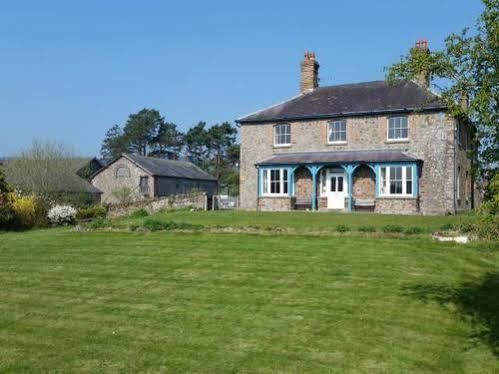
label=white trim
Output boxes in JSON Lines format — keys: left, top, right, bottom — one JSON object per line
{"left": 327, "top": 120, "right": 347, "bottom": 144}
{"left": 379, "top": 165, "right": 413, "bottom": 197}
{"left": 273, "top": 123, "right": 291, "bottom": 147}
{"left": 387, "top": 116, "right": 409, "bottom": 141}
{"left": 261, "top": 168, "right": 289, "bottom": 196}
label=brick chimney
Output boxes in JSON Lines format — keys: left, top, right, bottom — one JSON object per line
{"left": 411, "top": 39, "right": 430, "bottom": 87}
{"left": 300, "top": 51, "right": 319, "bottom": 93}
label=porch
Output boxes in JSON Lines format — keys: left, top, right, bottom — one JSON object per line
{"left": 256, "top": 150, "right": 421, "bottom": 213}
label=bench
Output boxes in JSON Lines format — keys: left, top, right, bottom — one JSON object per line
{"left": 294, "top": 198, "right": 312, "bottom": 210}
{"left": 354, "top": 198, "right": 375, "bottom": 211}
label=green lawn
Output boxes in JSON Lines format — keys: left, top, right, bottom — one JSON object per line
{"left": 116, "top": 209, "right": 466, "bottom": 232}
{"left": 0, "top": 213, "right": 498, "bottom": 372}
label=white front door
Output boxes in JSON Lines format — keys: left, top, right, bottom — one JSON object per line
{"left": 327, "top": 172, "right": 346, "bottom": 209}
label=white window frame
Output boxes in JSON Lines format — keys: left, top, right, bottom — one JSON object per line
{"left": 387, "top": 116, "right": 408, "bottom": 141}
{"left": 261, "top": 168, "right": 289, "bottom": 196}
{"left": 274, "top": 124, "right": 291, "bottom": 147}
{"left": 379, "top": 165, "right": 414, "bottom": 197}
{"left": 328, "top": 120, "right": 347, "bottom": 144}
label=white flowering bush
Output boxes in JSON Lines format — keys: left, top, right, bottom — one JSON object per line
{"left": 48, "top": 205, "right": 77, "bottom": 226}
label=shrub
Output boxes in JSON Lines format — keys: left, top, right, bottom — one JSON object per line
{"left": 111, "top": 187, "right": 134, "bottom": 204}
{"left": 382, "top": 224, "right": 404, "bottom": 233}
{"left": 76, "top": 204, "right": 107, "bottom": 220}
{"left": 48, "top": 205, "right": 77, "bottom": 226}
{"left": 439, "top": 223, "right": 455, "bottom": 231}
{"left": 405, "top": 226, "right": 425, "bottom": 235}
{"left": 9, "top": 192, "right": 37, "bottom": 227}
{"left": 129, "top": 208, "right": 149, "bottom": 218}
{"left": 358, "top": 225, "right": 376, "bottom": 233}
{"left": 86, "top": 217, "right": 109, "bottom": 230}
{"left": 336, "top": 224, "right": 350, "bottom": 233}
{"left": 142, "top": 218, "right": 203, "bottom": 232}
{"left": 0, "top": 205, "right": 16, "bottom": 229}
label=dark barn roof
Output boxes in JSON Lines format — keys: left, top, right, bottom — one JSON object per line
{"left": 238, "top": 80, "right": 445, "bottom": 123}
{"left": 257, "top": 149, "right": 420, "bottom": 166}
{"left": 125, "top": 154, "right": 217, "bottom": 181}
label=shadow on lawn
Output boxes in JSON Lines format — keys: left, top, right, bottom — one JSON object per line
{"left": 401, "top": 272, "right": 499, "bottom": 357}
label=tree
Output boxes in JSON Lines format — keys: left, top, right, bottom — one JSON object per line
{"left": 3, "top": 139, "right": 79, "bottom": 199}
{"left": 185, "top": 122, "right": 209, "bottom": 165}
{"left": 385, "top": 0, "right": 498, "bottom": 176}
{"left": 123, "top": 108, "right": 164, "bottom": 156}
{"left": 206, "top": 122, "right": 238, "bottom": 181}
{"left": 149, "top": 122, "right": 184, "bottom": 159}
{"left": 100, "top": 124, "right": 129, "bottom": 160}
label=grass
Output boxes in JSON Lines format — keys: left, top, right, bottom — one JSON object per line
{"left": 0, "top": 212, "right": 498, "bottom": 372}
{"left": 113, "top": 210, "right": 466, "bottom": 233}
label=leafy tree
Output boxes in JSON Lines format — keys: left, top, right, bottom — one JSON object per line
{"left": 385, "top": 0, "right": 498, "bottom": 175}
{"left": 123, "top": 108, "right": 164, "bottom": 156}
{"left": 149, "top": 122, "right": 184, "bottom": 159}
{"left": 100, "top": 124, "right": 129, "bottom": 160}
{"left": 185, "top": 122, "right": 209, "bottom": 165}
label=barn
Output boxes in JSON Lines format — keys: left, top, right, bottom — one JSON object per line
{"left": 91, "top": 154, "right": 217, "bottom": 204}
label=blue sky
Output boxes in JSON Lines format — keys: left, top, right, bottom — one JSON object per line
{"left": 0, "top": 0, "right": 483, "bottom": 156}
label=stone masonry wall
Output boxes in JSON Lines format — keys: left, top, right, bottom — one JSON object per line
{"left": 92, "top": 156, "right": 155, "bottom": 204}
{"left": 240, "top": 111, "right": 458, "bottom": 215}
{"left": 257, "top": 197, "right": 295, "bottom": 211}
{"left": 352, "top": 165, "right": 375, "bottom": 200}
{"left": 107, "top": 193, "right": 208, "bottom": 218}
{"left": 294, "top": 167, "right": 312, "bottom": 200}
{"left": 374, "top": 198, "right": 419, "bottom": 215}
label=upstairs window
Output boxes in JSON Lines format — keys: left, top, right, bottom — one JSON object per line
{"left": 379, "top": 166, "right": 414, "bottom": 196}
{"left": 328, "top": 120, "right": 346, "bottom": 143}
{"left": 274, "top": 124, "right": 291, "bottom": 146}
{"left": 387, "top": 116, "right": 408, "bottom": 140}
{"left": 261, "top": 168, "right": 288, "bottom": 195}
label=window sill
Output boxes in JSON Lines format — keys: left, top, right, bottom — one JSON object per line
{"left": 273, "top": 144, "right": 291, "bottom": 149}
{"left": 377, "top": 196, "right": 417, "bottom": 200}
{"left": 259, "top": 195, "right": 291, "bottom": 198}
{"left": 327, "top": 141, "right": 347, "bottom": 146}
{"left": 386, "top": 139, "right": 409, "bottom": 144}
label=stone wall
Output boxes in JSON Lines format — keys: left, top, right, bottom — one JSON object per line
{"left": 92, "top": 156, "right": 155, "bottom": 204}
{"left": 107, "top": 193, "right": 209, "bottom": 218}
{"left": 352, "top": 165, "right": 375, "bottom": 200}
{"left": 374, "top": 198, "right": 419, "bottom": 215}
{"left": 294, "top": 167, "right": 312, "bottom": 200}
{"left": 257, "top": 196, "right": 295, "bottom": 211}
{"left": 240, "top": 111, "right": 459, "bottom": 215}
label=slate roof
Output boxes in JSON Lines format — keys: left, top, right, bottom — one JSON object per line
{"left": 125, "top": 154, "right": 217, "bottom": 181}
{"left": 257, "top": 150, "right": 420, "bottom": 166}
{"left": 238, "top": 80, "right": 445, "bottom": 123}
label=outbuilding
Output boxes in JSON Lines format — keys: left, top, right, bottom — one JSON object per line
{"left": 91, "top": 154, "right": 217, "bottom": 203}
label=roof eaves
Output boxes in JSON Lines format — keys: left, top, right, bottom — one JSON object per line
{"left": 236, "top": 92, "right": 308, "bottom": 123}
{"left": 237, "top": 105, "right": 447, "bottom": 124}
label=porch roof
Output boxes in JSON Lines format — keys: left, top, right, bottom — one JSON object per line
{"left": 257, "top": 149, "right": 421, "bottom": 166}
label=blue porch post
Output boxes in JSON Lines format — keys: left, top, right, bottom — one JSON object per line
{"left": 306, "top": 165, "right": 321, "bottom": 210}
{"left": 341, "top": 164, "right": 358, "bottom": 212}
{"left": 289, "top": 166, "right": 299, "bottom": 196}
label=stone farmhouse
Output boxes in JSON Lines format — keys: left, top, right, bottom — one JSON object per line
{"left": 237, "top": 40, "right": 474, "bottom": 215}
{"left": 92, "top": 154, "right": 217, "bottom": 204}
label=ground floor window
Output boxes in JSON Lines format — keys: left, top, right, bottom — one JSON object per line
{"left": 262, "top": 168, "right": 288, "bottom": 195}
{"left": 379, "top": 165, "right": 413, "bottom": 197}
